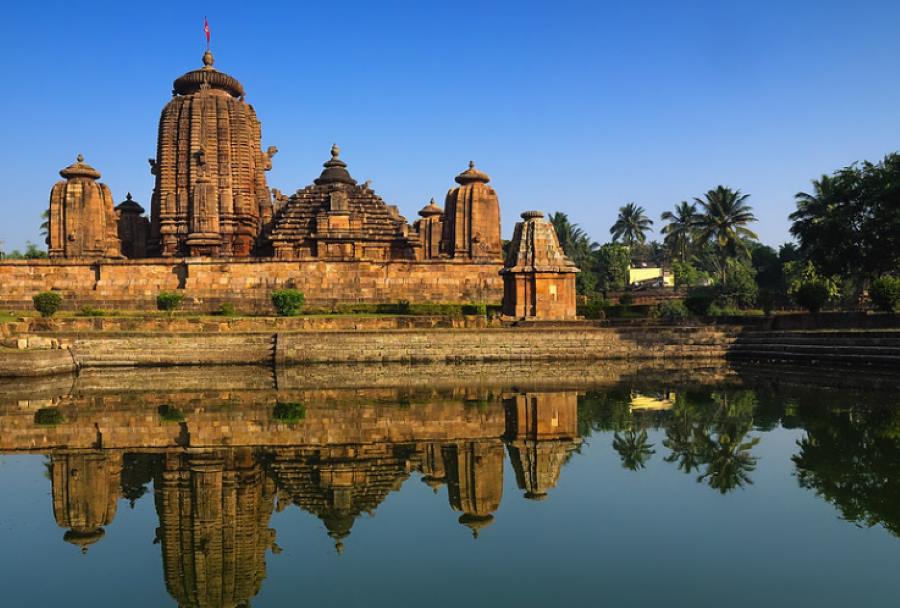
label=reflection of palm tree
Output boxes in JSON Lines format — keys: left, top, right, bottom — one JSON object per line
{"left": 696, "top": 431, "right": 760, "bottom": 494}
{"left": 697, "top": 391, "right": 760, "bottom": 493}
{"left": 663, "top": 397, "right": 705, "bottom": 474}
{"left": 613, "top": 429, "right": 655, "bottom": 471}
{"left": 661, "top": 390, "right": 761, "bottom": 493}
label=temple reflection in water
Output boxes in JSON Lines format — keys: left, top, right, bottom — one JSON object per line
{"left": 7, "top": 361, "right": 899, "bottom": 607}
{"left": 10, "top": 370, "right": 582, "bottom": 608}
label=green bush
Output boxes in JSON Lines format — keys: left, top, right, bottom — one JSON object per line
{"left": 32, "top": 291, "right": 62, "bottom": 317}
{"left": 578, "top": 296, "right": 608, "bottom": 320}
{"left": 757, "top": 289, "right": 776, "bottom": 316}
{"left": 217, "top": 302, "right": 237, "bottom": 317}
{"left": 78, "top": 305, "right": 105, "bottom": 317}
{"left": 684, "top": 287, "right": 716, "bottom": 316}
{"left": 656, "top": 300, "right": 688, "bottom": 321}
{"left": 869, "top": 276, "right": 900, "bottom": 312}
{"left": 34, "top": 407, "right": 64, "bottom": 426}
{"left": 156, "top": 291, "right": 184, "bottom": 313}
{"left": 708, "top": 303, "right": 742, "bottom": 317}
{"left": 271, "top": 289, "right": 305, "bottom": 316}
{"left": 461, "top": 303, "right": 488, "bottom": 316}
{"left": 273, "top": 401, "right": 306, "bottom": 423}
{"left": 157, "top": 404, "right": 185, "bottom": 423}
{"left": 793, "top": 279, "right": 832, "bottom": 313}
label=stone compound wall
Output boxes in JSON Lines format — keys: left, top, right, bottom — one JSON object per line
{"left": 0, "top": 325, "right": 740, "bottom": 376}
{"left": 0, "top": 258, "right": 503, "bottom": 312}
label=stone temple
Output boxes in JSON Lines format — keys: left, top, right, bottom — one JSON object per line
{"left": 0, "top": 48, "right": 576, "bottom": 316}
{"left": 70, "top": 48, "right": 503, "bottom": 264}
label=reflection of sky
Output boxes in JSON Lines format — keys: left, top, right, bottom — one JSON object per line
{"left": 1, "top": 424, "right": 899, "bottom": 607}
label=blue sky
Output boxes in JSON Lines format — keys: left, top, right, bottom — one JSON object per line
{"left": 1, "top": 0, "right": 899, "bottom": 252}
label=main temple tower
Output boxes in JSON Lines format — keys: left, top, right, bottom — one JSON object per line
{"left": 149, "top": 50, "right": 276, "bottom": 257}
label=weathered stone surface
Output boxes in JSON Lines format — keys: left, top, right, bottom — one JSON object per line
{"left": 47, "top": 155, "right": 122, "bottom": 259}
{"left": 502, "top": 210, "right": 579, "bottom": 320}
{"left": 441, "top": 162, "right": 503, "bottom": 261}
{"left": 115, "top": 193, "right": 150, "bottom": 258}
{"left": 267, "top": 145, "right": 417, "bottom": 260}
{"left": 0, "top": 258, "right": 503, "bottom": 311}
{"left": 150, "top": 51, "right": 275, "bottom": 257}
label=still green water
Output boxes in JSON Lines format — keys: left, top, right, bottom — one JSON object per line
{"left": 0, "top": 363, "right": 899, "bottom": 607}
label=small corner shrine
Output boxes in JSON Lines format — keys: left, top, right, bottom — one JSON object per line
{"left": 501, "top": 210, "right": 579, "bottom": 320}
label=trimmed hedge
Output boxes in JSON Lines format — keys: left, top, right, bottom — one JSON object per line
{"left": 32, "top": 291, "right": 62, "bottom": 317}
{"left": 273, "top": 401, "right": 306, "bottom": 423}
{"left": 156, "top": 291, "right": 184, "bottom": 313}
{"left": 271, "top": 289, "right": 305, "bottom": 316}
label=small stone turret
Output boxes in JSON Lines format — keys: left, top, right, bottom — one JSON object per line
{"left": 414, "top": 198, "right": 443, "bottom": 259}
{"left": 115, "top": 193, "right": 150, "bottom": 258}
{"left": 441, "top": 161, "right": 502, "bottom": 261}
{"left": 47, "top": 155, "right": 122, "bottom": 259}
{"left": 501, "top": 211, "right": 579, "bottom": 320}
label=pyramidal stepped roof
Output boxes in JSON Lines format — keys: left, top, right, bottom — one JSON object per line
{"left": 502, "top": 211, "right": 579, "bottom": 273}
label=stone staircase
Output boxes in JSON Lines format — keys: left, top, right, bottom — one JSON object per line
{"left": 727, "top": 330, "right": 900, "bottom": 367}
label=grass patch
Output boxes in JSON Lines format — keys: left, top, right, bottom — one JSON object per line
{"left": 273, "top": 401, "right": 306, "bottom": 423}
{"left": 157, "top": 404, "right": 185, "bottom": 423}
{"left": 34, "top": 407, "right": 64, "bottom": 425}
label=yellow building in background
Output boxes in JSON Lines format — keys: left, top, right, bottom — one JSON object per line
{"left": 628, "top": 266, "right": 675, "bottom": 288}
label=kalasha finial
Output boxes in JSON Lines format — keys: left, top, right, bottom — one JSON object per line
{"left": 468, "top": 160, "right": 475, "bottom": 169}
{"left": 126, "top": 192, "right": 132, "bottom": 201}
{"left": 76, "top": 153, "right": 84, "bottom": 163}
{"left": 202, "top": 49, "right": 214, "bottom": 68}
{"left": 331, "top": 143, "right": 340, "bottom": 159}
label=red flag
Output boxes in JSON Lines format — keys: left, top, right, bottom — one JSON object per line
{"left": 204, "top": 18, "right": 210, "bottom": 48}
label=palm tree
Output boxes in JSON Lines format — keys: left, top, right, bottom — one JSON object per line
{"left": 660, "top": 201, "right": 699, "bottom": 263}
{"left": 693, "top": 186, "right": 758, "bottom": 284}
{"left": 39, "top": 209, "right": 50, "bottom": 239}
{"left": 549, "top": 212, "right": 598, "bottom": 264}
{"left": 610, "top": 202, "right": 653, "bottom": 247}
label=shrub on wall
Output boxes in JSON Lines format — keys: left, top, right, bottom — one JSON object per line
{"left": 78, "top": 305, "right": 105, "bottom": 317}
{"left": 34, "top": 407, "right": 64, "bottom": 426}
{"left": 32, "top": 291, "right": 62, "bottom": 318}
{"left": 793, "top": 279, "right": 832, "bottom": 313}
{"left": 578, "top": 295, "right": 608, "bottom": 320}
{"left": 271, "top": 289, "right": 305, "bottom": 316}
{"left": 869, "top": 276, "right": 900, "bottom": 312}
{"left": 156, "top": 291, "right": 184, "bottom": 313}
{"left": 655, "top": 300, "right": 689, "bottom": 321}
{"left": 217, "top": 302, "right": 237, "bottom": 317}
{"left": 684, "top": 287, "right": 716, "bottom": 316}
{"left": 273, "top": 401, "right": 306, "bottom": 423}
{"left": 157, "top": 404, "right": 185, "bottom": 423}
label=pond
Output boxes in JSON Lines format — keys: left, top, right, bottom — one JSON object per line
{"left": 0, "top": 362, "right": 898, "bottom": 607}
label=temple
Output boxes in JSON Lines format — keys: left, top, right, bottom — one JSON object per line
{"left": 0, "top": 48, "right": 600, "bottom": 314}
{"left": 44, "top": 49, "right": 504, "bottom": 267}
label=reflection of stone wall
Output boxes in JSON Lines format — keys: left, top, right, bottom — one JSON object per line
{"left": 154, "top": 449, "right": 275, "bottom": 608}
